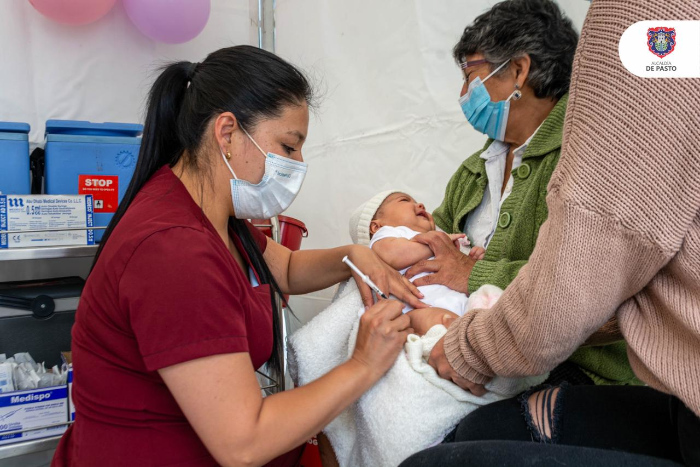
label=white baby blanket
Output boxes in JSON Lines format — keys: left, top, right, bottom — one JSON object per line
{"left": 287, "top": 281, "right": 547, "bottom": 467}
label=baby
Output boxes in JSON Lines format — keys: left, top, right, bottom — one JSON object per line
{"left": 349, "top": 190, "right": 486, "bottom": 320}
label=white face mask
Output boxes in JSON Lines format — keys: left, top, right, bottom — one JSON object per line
{"left": 221, "top": 127, "right": 308, "bottom": 220}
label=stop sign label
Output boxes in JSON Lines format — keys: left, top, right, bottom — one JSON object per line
{"left": 78, "top": 175, "right": 119, "bottom": 213}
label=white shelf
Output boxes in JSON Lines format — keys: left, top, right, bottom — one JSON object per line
{"left": 0, "top": 245, "right": 98, "bottom": 261}
{"left": 0, "top": 435, "right": 62, "bottom": 460}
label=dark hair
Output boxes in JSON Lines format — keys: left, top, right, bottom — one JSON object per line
{"left": 453, "top": 0, "right": 578, "bottom": 99}
{"left": 93, "top": 45, "right": 313, "bottom": 379}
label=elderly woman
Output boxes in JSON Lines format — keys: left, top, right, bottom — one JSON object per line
{"left": 406, "top": 0, "right": 636, "bottom": 386}
{"left": 402, "top": 0, "right": 700, "bottom": 464}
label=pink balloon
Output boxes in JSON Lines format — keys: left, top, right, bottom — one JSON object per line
{"left": 123, "top": 0, "right": 211, "bottom": 44}
{"left": 28, "top": 0, "right": 117, "bottom": 26}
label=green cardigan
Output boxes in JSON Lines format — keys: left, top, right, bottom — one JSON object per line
{"left": 434, "top": 95, "right": 640, "bottom": 386}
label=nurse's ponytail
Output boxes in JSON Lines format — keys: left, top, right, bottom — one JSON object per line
{"left": 94, "top": 60, "right": 192, "bottom": 256}
{"left": 93, "top": 46, "right": 313, "bottom": 381}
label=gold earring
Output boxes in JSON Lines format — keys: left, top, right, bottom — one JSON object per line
{"left": 225, "top": 151, "right": 232, "bottom": 160}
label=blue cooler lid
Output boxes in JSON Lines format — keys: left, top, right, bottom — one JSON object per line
{"left": 0, "top": 122, "right": 30, "bottom": 141}
{"left": 0, "top": 122, "right": 30, "bottom": 133}
{"left": 45, "top": 120, "right": 143, "bottom": 138}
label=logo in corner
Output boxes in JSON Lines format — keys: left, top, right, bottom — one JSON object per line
{"left": 115, "top": 150, "right": 136, "bottom": 169}
{"left": 647, "top": 27, "right": 676, "bottom": 58}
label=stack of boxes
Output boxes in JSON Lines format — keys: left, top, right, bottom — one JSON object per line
{"left": 0, "top": 119, "right": 141, "bottom": 446}
{"left": 0, "top": 120, "right": 143, "bottom": 247}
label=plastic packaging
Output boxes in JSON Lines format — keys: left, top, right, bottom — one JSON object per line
{"left": 0, "top": 362, "right": 15, "bottom": 393}
{"left": 0, "top": 352, "right": 67, "bottom": 392}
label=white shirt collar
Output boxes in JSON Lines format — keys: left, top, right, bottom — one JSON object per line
{"left": 512, "top": 128, "right": 538, "bottom": 159}
{"left": 481, "top": 123, "right": 541, "bottom": 162}
{"left": 480, "top": 140, "right": 509, "bottom": 162}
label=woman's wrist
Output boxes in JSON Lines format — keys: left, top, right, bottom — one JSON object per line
{"left": 343, "top": 356, "right": 382, "bottom": 389}
{"left": 345, "top": 244, "right": 369, "bottom": 273}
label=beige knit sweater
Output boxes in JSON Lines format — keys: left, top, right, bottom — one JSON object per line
{"left": 444, "top": 0, "right": 700, "bottom": 417}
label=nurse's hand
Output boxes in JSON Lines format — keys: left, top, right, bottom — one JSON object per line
{"left": 428, "top": 336, "right": 487, "bottom": 396}
{"left": 348, "top": 245, "right": 426, "bottom": 310}
{"left": 405, "top": 231, "right": 477, "bottom": 294}
{"left": 352, "top": 299, "right": 412, "bottom": 378}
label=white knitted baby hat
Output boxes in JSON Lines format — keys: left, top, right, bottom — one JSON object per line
{"left": 349, "top": 190, "right": 401, "bottom": 246}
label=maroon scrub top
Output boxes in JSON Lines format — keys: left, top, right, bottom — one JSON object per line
{"left": 52, "top": 166, "right": 276, "bottom": 466}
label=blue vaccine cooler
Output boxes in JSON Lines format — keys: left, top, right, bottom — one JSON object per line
{"left": 43, "top": 120, "right": 143, "bottom": 242}
{"left": 0, "top": 122, "right": 31, "bottom": 195}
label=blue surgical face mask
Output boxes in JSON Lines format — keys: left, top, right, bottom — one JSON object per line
{"left": 458, "top": 60, "right": 520, "bottom": 141}
{"left": 221, "top": 128, "right": 307, "bottom": 220}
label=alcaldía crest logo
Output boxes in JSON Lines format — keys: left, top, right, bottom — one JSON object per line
{"left": 647, "top": 27, "right": 676, "bottom": 58}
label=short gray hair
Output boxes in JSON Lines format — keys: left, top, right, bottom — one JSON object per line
{"left": 453, "top": 0, "right": 578, "bottom": 99}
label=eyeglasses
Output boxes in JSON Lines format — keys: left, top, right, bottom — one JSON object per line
{"left": 459, "top": 58, "right": 489, "bottom": 70}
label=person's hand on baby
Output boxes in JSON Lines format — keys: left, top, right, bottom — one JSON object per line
{"left": 406, "top": 308, "right": 459, "bottom": 336}
{"left": 428, "top": 336, "right": 487, "bottom": 396}
{"left": 447, "top": 233, "right": 467, "bottom": 248}
{"left": 407, "top": 308, "right": 487, "bottom": 396}
{"left": 447, "top": 233, "right": 485, "bottom": 260}
{"left": 406, "top": 231, "right": 478, "bottom": 294}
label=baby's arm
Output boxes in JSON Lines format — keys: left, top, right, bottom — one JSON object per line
{"left": 371, "top": 237, "right": 433, "bottom": 270}
{"left": 373, "top": 233, "right": 468, "bottom": 270}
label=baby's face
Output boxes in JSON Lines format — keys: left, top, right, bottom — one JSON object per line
{"left": 373, "top": 193, "right": 435, "bottom": 233}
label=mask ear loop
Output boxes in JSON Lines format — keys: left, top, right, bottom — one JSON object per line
{"left": 482, "top": 59, "right": 511, "bottom": 83}
{"left": 221, "top": 124, "right": 268, "bottom": 180}
{"left": 221, "top": 147, "right": 238, "bottom": 179}
{"left": 240, "top": 126, "right": 268, "bottom": 157}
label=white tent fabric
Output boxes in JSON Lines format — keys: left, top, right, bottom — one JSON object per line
{"left": 0, "top": 0, "right": 590, "bottom": 320}
{"left": 0, "top": 0, "right": 255, "bottom": 148}
{"left": 276, "top": 0, "right": 590, "bottom": 320}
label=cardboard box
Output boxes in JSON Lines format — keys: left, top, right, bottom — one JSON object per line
{"left": 0, "top": 385, "right": 69, "bottom": 445}
{"left": 0, "top": 194, "right": 94, "bottom": 248}
{"left": 0, "top": 352, "right": 73, "bottom": 446}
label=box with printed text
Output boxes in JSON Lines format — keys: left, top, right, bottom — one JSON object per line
{"left": 44, "top": 119, "right": 143, "bottom": 242}
{"left": 0, "top": 194, "right": 95, "bottom": 248}
{"left": 0, "top": 385, "right": 69, "bottom": 446}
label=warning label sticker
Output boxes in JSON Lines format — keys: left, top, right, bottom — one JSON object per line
{"left": 78, "top": 175, "right": 119, "bottom": 213}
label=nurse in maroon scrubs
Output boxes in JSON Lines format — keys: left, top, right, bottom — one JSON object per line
{"left": 52, "top": 45, "right": 422, "bottom": 467}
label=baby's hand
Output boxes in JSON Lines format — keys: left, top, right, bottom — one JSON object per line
{"left": 469, "top": 246, "right": 486, "bottom": 261}
{"left": 448, "top": 233, "right": 468, "bottom": 249}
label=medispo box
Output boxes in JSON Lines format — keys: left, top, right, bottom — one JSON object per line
{"left": 0, "top": 122, "right": 31, "bottom": 196}
{"left": 43, "top": 120, "right": 142, "bottom": 242}
{"left": 0, "top": 194, "right": 95, "bottom": 248}
{"left": 0, "top": 385, "right": 69, "bottom": 446}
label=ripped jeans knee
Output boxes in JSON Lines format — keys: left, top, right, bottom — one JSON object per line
{"left": 519, "top": 384, "right": 567, "bottom": 443}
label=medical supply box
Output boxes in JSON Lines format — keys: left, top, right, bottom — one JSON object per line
{"left": 0, "top": 350, "right": 75, "bottom": 446}
{"left": 0, "top": 385, "right": 70, "bottom": 446}
{"left": 44, "top": 120, "right": 143, "bottom": 241}
{"left": 0, "top": 122, "right": 31, "bottom": 195}
{"left": 0, "top": 194, "right": 95, "bottom": 248}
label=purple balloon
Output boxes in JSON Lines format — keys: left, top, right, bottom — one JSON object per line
{"left": 123, "top": 0, "right": 211, "bottom": 44}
